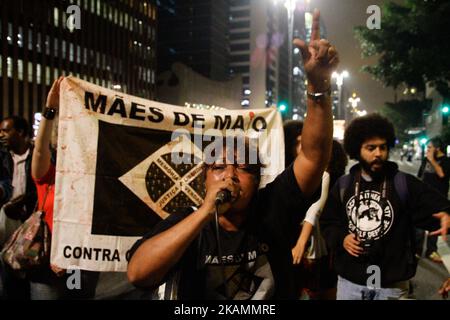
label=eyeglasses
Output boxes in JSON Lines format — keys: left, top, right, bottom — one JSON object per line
{"left": 208, "top": 163, "right": 259, "bottom": 174}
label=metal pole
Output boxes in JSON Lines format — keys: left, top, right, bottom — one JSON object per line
{"left": 338, "top": 83, "right": 342, "bottom": 120}
{"left": 288, "top": 2, "right": 293, "bottom": 118}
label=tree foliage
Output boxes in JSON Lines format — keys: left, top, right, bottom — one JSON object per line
{"left": 379, "top": 99, "right": 429, "bottom": 143}
{"left": 355, "top": 0, "right": 450, "bottom": 96}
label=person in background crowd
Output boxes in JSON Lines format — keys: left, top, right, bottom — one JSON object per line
{"left": 0, "top": 149, "right": 12, "bottom": 208}
{"left": 439, "top": 277, "right": 450, "bottom": 299}
{"left": 0, "top": 116, "right": 36, "bottom": 222}
{"left": 0, "top": 146, "right": 13, "bottom": 299}
{"left": 284, "top": 122, "right": 347, "bottom": 300}
{"left": 31, "top": 76, "right": 99, "bottom": 299}
{"left": 0, "top": 115, "right": 36, "bottom": 299}
{"left": 321, "top": 114, "right": 450, "bottom": 300}
{"left": 416, "top": 137, "right": 450, "bottom": 263}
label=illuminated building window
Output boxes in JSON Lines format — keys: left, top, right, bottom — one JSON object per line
{"left": 36, "top": 33, "right": 41, "bottom": 53}
{"left": 18, "top": 59, "right": 23, "bottom": 80}
{"left": 28, "top": 29, "right": 33, "bottom": 50}
{"left": 76, "top": 45, "right": 81, "bottom": 63}
{"left": 83, "top": 48, "right": 87, "bottom": 65}
{"left": 36, "top": 64, "right": 41, "bottom": 84}
{"left": 7, "top": 57, "right": 12, "bottom": 78}
{"left": 45, "top": 35, "right": 50, "bottom": 55}
{"left": 17, "top": 27, "right": 23, "bottom": 47}
{"left": 69, "top": 43, "right": 74, "bottom": 62}
{"left": 7, "top": 23, "right": 12, "bottom": 44}
{"left": 62, "top": 40, "right": 66, "bottom": 57}
{"left": 45, "top": 66, "right": 51, "bottom": 86}
{"left": 54, "top": 7, "right": 59, "bottom": 27}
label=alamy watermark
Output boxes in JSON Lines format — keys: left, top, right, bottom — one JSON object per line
{"left": 169, "top": 127, "right": 279, "bottom": 176}
{"left": 66, "top": 5, "right": 81, "bottom": 31}
{"left": 366, "top": 264, "right": 381, "bottom": 289}
{"left": 366, "top": 5, "right": 381, "bottom": 30}
{"left": 66, "top": 267, "right": 81, "bottom": 290}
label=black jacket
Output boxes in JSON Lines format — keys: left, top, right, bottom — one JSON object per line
{"left": 0, "top": 145, "right": 37, "bottom": 218}
{"left": 321, "top": 161, "right": 450, "bottom": 286}
{"left": 0, "top": 149, "right": 12, "bottom": 206}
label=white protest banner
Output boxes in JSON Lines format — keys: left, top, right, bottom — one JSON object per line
{"left": 51, "top": 76, "right": 284, "bottom": 271}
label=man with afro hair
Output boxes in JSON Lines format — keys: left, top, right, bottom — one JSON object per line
{"left": 320, "top": 113, "right": 450, "bottom": 300}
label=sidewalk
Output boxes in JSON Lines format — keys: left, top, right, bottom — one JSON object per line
{"left": 411, "top": 236, "right": 449, "bottom": 300}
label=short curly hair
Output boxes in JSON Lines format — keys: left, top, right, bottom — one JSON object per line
{"left": 344, "top": 113, "right": 396, "bottom": 160}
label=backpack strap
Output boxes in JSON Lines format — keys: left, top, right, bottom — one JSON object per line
{"left": 338, "top": 174, "right": 352, "bottom": 204}
{"left": 393, "top": 172, "right": 409, "bottom": 208}
{"left": 338, "top": 171, "right": 409, "bottom": 207}
{"left": 393, "top": 171, "right": 415, "bottom": 264}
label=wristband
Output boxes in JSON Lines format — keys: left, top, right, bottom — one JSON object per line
{"left": 43, "top": 107, "right": 56, "bottom": 120}
{"left": 307, "top": 88, "right": 331, "bottom": 101}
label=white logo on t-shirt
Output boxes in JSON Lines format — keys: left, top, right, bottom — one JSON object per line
{"left": 346, "top": 190, "right": 394, "bottom": 240}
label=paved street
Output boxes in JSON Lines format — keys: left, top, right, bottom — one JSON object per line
{"left": 392, "top": 152, "right": 449, "bottom": 300}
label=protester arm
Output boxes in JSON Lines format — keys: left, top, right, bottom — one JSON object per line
{"left": 292, "top": 221, "right": 313, "bottom": 265}
{"left": 127, "top": 206, "right": 213, "bottom": 288}
{"left": 32, "top": 77, "right": 63, "bottom": 180}
{"left": 408, "top": 174, "right": 450, "bottom": 233}
{"left": 292, "top": 10, "right": 337, "bottom": 197}
{"left": 304, "top": 172, "right": 330, "bottom": 226}
{"left": 428, "top": 159, "right": 445, "bottom": 178}
{"left": 438, "top": 277, "right": 450, "bottom": 299}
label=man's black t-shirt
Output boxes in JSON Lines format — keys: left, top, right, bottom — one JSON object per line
{"left": 129, "top": 164, "right": 312, "bottom": 299}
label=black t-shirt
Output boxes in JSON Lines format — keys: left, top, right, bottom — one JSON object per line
{"left": 321, "top": 162, "right": 450, "bottom": 287}
{"left": 419, "top": 155, "right": 450, "bottom": 197}
{"left": 129, "top": 164, "right": 311, "bottom": 299}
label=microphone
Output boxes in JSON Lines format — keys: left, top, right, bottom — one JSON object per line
{"left": 215, "top": 189, "right": 232, "bottom": 205}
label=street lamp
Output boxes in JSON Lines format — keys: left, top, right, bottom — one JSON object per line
{"left": 348, "top": 92, "right": 361, "bottom": 119}
{"left": 356, "top": 110, "right": 367, "bottom": 117}
{"left": 273, "top": 0, "right": 304, "bottom": 118}
{"left": 285, "top": 0, "right": 297, "bottom": 119}
{"left": 348, "top": 92, "right": 360, "bottom": 109}
{"left": 332, "top": 70, "right": 349, "bottom": 120}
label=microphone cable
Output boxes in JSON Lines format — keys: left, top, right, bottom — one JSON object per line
{"left": 214, "top": 203, "right": 229, "bottom": 298}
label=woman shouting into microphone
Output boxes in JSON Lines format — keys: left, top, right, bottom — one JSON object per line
{"left": 127, "top": 9, "right": 338, "bottom": 300}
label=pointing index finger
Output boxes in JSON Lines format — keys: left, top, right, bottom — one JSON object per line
{"left": 310, "top": 9, "right": 321, "bottom": 42}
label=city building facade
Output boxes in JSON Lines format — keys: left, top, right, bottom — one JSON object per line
{"left": 1, "top": 0, "right": 157, "bottom": 122}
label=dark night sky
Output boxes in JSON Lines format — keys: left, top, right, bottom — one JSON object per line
{"left": 309, "top": 0, "right": 397, "bottom": 113}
